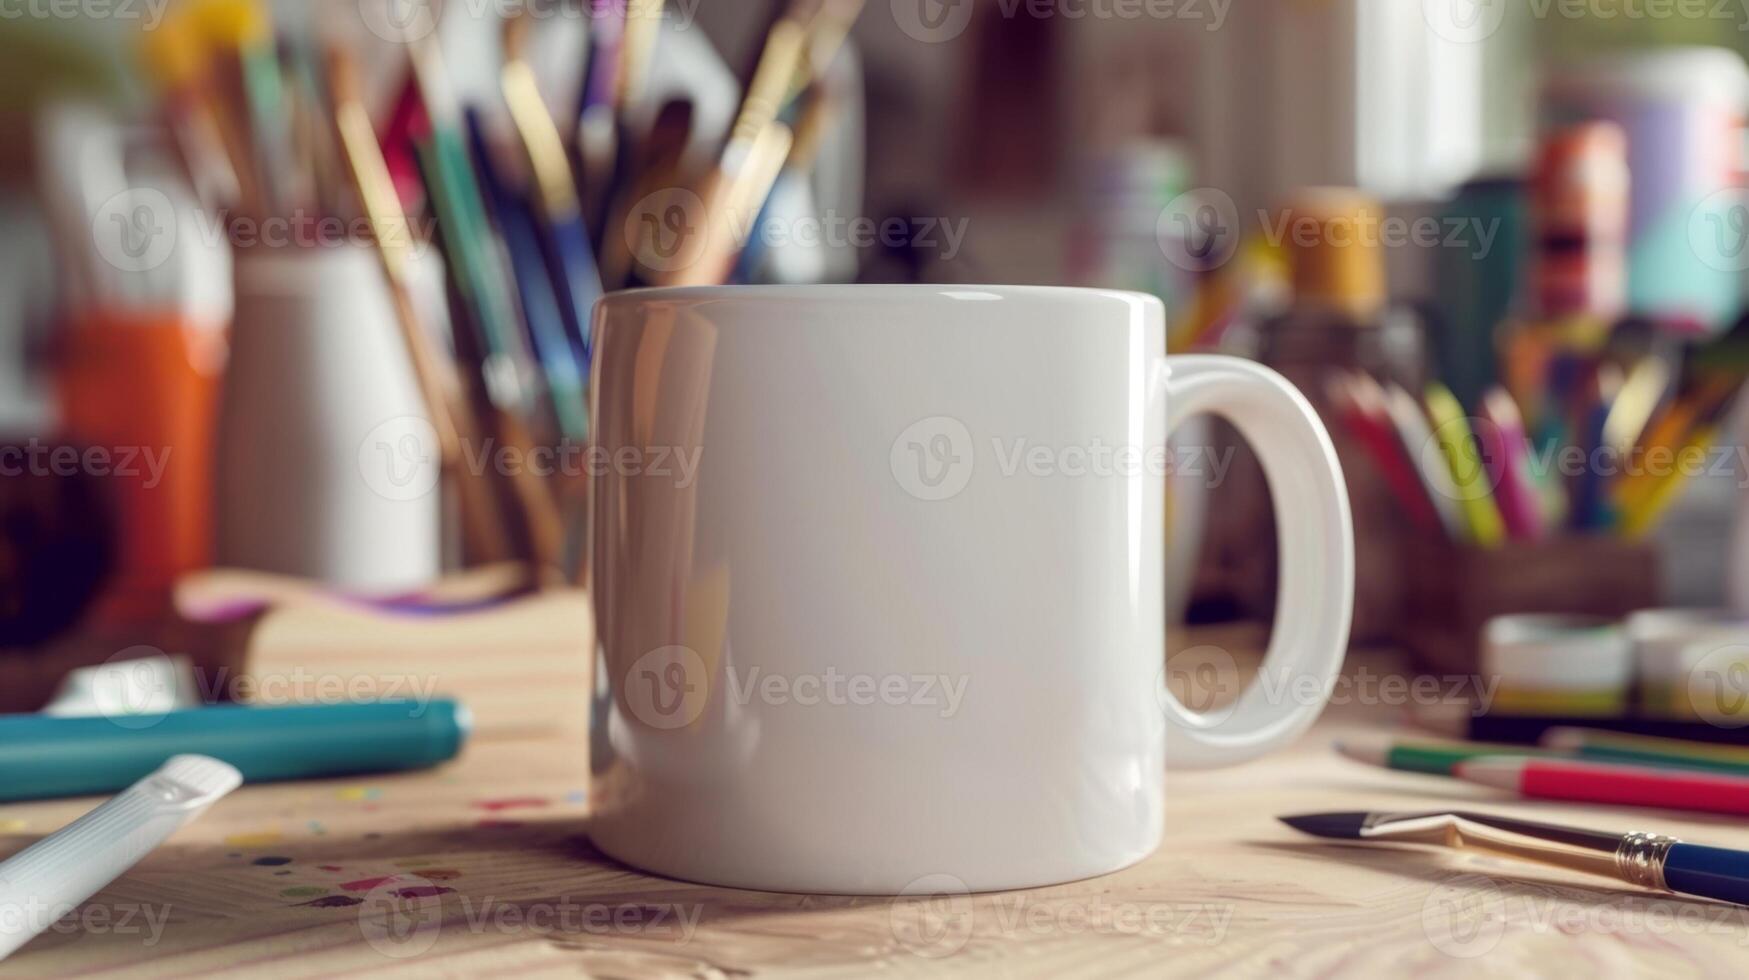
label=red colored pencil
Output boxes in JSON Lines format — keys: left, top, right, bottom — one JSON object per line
{"left": 1327, "top": 374, "right": 1443, "bottom": 534}
{"left": 1457, "top": 756, "right": 1749, "bottom": 817}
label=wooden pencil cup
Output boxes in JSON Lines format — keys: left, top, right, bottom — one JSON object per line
{"left": 1400, "top": 534, "right": 1662, "bottom": 675}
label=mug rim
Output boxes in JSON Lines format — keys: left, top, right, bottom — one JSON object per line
{"left": 598, "top": 283, "right": 1161, "bottom": 308}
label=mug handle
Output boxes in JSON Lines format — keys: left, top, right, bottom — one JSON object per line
{"left": 1158, "top": 355, "right": 1355, "bottom": 768}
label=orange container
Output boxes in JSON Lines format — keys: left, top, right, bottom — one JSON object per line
{"left": 56, "top": 310, "right": 226, "bottom": 626}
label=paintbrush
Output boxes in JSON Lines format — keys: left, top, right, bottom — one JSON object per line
{"left": 1281, "top": 810, "right": 1749, "bottom": 906}
{"left": 597, "top": 97, "right": 695, "bottom": 289}
{"left": 464, "top": 106, "right": 589, "bottom": 442}
{"left": 192, "top": 0, "right": 289, "bottom": 213}
{"left": 138, "top": 13, "right": 246, "bottom": 214}
{"left": 503, "top": 11, "right": 604, "bottom": 382}
{"left": 325, "top": 44, "right": 517, "bottom": 565}
{"left": 647, "top": 121, "right": 792, "bottom": 288}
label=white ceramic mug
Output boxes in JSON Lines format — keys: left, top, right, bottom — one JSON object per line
{"left": 587, "top": 285, "right": 1353, "bottom": 894}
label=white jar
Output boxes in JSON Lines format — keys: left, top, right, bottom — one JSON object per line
{"left": 215, "top": 244, "right": 443, "bottom": 589}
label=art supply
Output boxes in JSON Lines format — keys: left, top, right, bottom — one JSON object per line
{"left": 465, "top": 106, "right": 589, "bottom": 442}
{"left": 1543, "top": 48, "right": 1749, "bottom": 334}
{"left": 502, "top": 12, "right": 603, "bottom": 381}
{"left": 0, "top": 700, "right": 469, "bottom": 802}
{"left": 1334, "top": 735, "right": 1548, "bottom": 776}
{"left": 1528, "top": 123, "right": 1630, "bottom": 324}
{"left": 1476, "top": 387, "right": 1546, "bottom": 541}
{"left": 1327, "top": 374, "right": 1442, "bottom": 535}
{"left": 324, "top": 46, "right": 516, "bottom": 568}
{"left": 138, "top": 12, "right": 245, "bottom": 213}
{"left": 1425, "top": 381, "right": 1507, "bottom": 548}
{"left": 1481, "top": 614, "right": 1633, "bottom": 717}
{"left": 1382, "top": 382, "right": 1467, "bottom": 540}
{"left": 1281, "top": 809, "right": 1749, "bottom": 906}
{"left": 1625, "top": 608, "right": 1749, "bottom": 719}
{"left": 1543, "top": 727, "right": 1749, "bottom": 777}
{"left": 0, "top": 756, "right": 241, "bottom": 962}
{"left": 1459, "top": 755, "right": 1749, "bottom": 818}
{"left": 191, "top": 0, "right": 287, "bottom": 214}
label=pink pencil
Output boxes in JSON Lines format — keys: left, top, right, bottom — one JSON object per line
{"left": 1477, "top": 388, "right": 1545, "bottom": 542}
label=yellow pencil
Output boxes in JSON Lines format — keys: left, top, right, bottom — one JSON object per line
{"left": 1425, "top": 382, "right": 1507, "bottom": 548}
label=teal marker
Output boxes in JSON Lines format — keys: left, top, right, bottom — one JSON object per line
{"left": 0, "top": 700, "right": 470, "bottom": 802}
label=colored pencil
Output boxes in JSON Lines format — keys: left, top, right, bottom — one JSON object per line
{"left": 1476, "top": 387, "right": 1545, "bottom": 541}
{"left": 1458, "top": 755, "right": 1749, "bottom": 817}
{"left": 1380, "top": 382, "right": 1468, "bottom": 540}
{"left": 1335, "top": 735, "right": 1550, "bottom": 775}
{"left": 1543, "top": 728, "right": 1749, "bottom": 777}
{"left": 1327, "top": 374, "right": 1443, "bottom": 534}
{"left": 1424, "top": 381, "right": 1507, "bottom": 548}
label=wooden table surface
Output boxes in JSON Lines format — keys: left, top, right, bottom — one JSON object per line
{"left": 5, "top": 607, "right": 1749, "bottom": 979}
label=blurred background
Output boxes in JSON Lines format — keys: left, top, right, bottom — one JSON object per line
{"left": 5, "top": 0, "right": 1749, "bottom": 712}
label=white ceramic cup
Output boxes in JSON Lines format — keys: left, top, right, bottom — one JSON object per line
{"left": 587, "top": 285, "right": 1354, "bottom": 894}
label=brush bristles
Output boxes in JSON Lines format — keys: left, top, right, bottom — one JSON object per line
{"left": 1278, "top": 812, "right": 1372, "bottom": 840}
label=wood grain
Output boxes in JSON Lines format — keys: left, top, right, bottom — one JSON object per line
{"left": 4, "top": 614, "right": 1748, "bottom": 978}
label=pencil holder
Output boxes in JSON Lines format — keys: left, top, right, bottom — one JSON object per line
{"left": 1400, "top": 534, "right": 1661, "bottom": 675}
{"left": 215, "top": 243, "right": 443, "bottom": 590}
